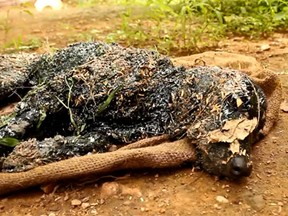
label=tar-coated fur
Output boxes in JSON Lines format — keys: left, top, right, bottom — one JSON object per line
{"left": 0, "top": 42, "right": 267, "bottom": 177}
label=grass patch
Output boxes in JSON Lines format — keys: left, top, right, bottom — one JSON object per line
{"left": 1, "top": 36, "right": 42, "bottom": 53}
{"left": 103, "top": 0, "right": 288, "bottom": 55}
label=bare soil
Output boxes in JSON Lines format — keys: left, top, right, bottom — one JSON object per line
{"left": 0, "top": 5, "right": 287, "bottom": 216}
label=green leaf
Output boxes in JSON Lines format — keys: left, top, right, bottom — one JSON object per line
{"left": 37, "top": 110, "right": 47, "bottom": 129}
{"left": 0, "top": 137, "right": 19, "bottom": 147}
{"left": 97, "top": 85, "right": 123, "bottom": 114}
{"left": 22, "top": 9, "right": 34, "bottom": 17}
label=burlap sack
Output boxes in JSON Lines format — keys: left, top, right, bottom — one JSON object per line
{"left": 0, "top": 52, "right": 282, "bottom": 196}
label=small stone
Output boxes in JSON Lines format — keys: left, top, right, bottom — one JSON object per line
{"left": 71, "top": 199, "right": 82, "bottom": 206}
{"left": 90, "top": 203, "right": 98, "bottom": 206}
{"left": 108, "top": 145, "right": 118, "bottom": 152}
{"left": 81, "top": 202, "right": 90, "bottom": 209}
{"left": 100, "top": 182, "right": 121, "bottom": 199}
{"left": 159, "top": 208, "right": 166, "bottom": 214}
{"left": 260, "top": 44, "right": 270, "bottom": 51}
{"left": 99, "top": 199, "right": 105, "bottom": 205}
{"left": 211, "top": 187, "right": 216, "bottom": 192}
{"left": 232, "top": 37, "right": 244, "bottom": 41}
{"left": 270, "top": 41, "right": 280, "bottom": 46}
{"left": 48, "top": 213, "right": 56, "bottom": 216}
{"left": 214, "top": 204, "right": 221, "bottom": 210}
{"left": 90, "top": 209, "right": 98, "bottom": 215}
{"left": 216, "top": 195, "right": 229, "bottom": 204}
{"left": 278, "top": 202, "right": 284, "bottom": 206}
{"left": 54, "top": 197, "right": 61, "bottom": 202}
{"left": 123, "top": 200, "right": 131, "bottom": 206}
{"left": 82, "top": 197, "right": 90, "bottom": 202}
{"left": 64, "top": 193, "right": 69, "bottom": 201}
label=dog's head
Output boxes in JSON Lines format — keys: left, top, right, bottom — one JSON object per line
{"left": 187, "top": 68, "right": 267, "bottom": 179}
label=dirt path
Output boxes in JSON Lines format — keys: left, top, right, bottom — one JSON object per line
{"left": 0, "top": 5, "right": 287, "bottom": 216}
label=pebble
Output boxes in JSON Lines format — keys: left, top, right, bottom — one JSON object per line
{"left": 81, "top": 202, "right": 90, "bottom": 209}
{"left": 108, "top": 145, "right": 118, "bottom": 152}
{"left": 232, "top": 37, "right": 244, "bottom": 41}
{"left": 100, "top": 182, "right": 121, "bottom": 199}
{"left": 90, "top": 209, "right": 98, "bottom": 215}
{"left": 71, "top": 199, "right": 82, "bottom": 206}
{"left": 260, "top": 44, "right": 271, "bottom": 51}
{"left": 48, "top": 213, "right": 56, "bottom": 216}
{"left": 63, "top": 193, "right": 69, "bottom": 201}
{"left": 123, "top": 200, "right": 131, "bottom": 206}
{"left": 216, "top": 195, "right": 229, "bottom": 204}
{"left": 278, "top": 202, "right": 284, "bottom": 206}
{"left": 214, "top": 204, "right": 221, "bottom": 210}
{"left": 82, "top": 197, "right": 90, "bottom": 202}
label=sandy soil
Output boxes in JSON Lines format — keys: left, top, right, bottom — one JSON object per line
{"left": 0, "top": 4, "right": 287, "bottom": 216}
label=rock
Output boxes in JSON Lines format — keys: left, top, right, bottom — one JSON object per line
{"left": 232, "top": 37, "right": 244, "bottom": 41}
{"left": 216, "top": 195, "right": 229, "bottom": 204}
{"left": 81, "top": 202, "right": 90, "bottom": 209}
{"left": 63, "top": 193, "right": 69, "bottom": 201}
{"left": 90, "top": 209, "right": 98, "bottom": 215}
{"left": 71, "top": 199, "right": 82, "bottom": 206}
{"left": 100, "top": 182, "right": 121, "bottom": 199}
{"left": 260, "top": 44, "right": 271, "bottom": 51}
{"left": 270, "top": 41, "right": 280, "bottom": 46}
{"left": 214, "top": 203, "right": 222, "bottom": 210}
{"left": 108, "top": 145, "right": 118, "bottom": 152}
{"left": 123, "top": 200, "right": 132, "bottom": 206}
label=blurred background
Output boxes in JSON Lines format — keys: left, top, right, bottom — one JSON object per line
{"left": 0, "top": 0, "right": 287, "bottom": 56}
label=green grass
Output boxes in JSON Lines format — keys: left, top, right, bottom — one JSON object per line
{"left": 1, "top": 36, "right": 42, "bottom": 53}
{"left": 1, "top": 0, "right": 287, "bottom": 55}
{"left": 103, "top": 0, "right": 288, "bottom": 55}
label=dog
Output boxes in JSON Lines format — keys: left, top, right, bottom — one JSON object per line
{"left": 0, "top": 42, "right": 266, "bottom": 179}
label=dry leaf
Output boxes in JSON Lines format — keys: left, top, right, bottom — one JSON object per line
{"left": 208, "top": 118, "right": 258, "bottom": 143}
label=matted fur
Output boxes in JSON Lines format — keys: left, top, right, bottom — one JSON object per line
{"left": 0, "top": 52, "right": 282, "bottom": 196}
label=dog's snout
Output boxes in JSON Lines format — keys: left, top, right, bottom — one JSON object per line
{"left": 228, "top": 156, "right": 252, "bottom": 178}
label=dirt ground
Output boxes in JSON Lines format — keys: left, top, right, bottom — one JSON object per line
{"left": 0, "top": 4, "right": 287, "bottom": 216}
